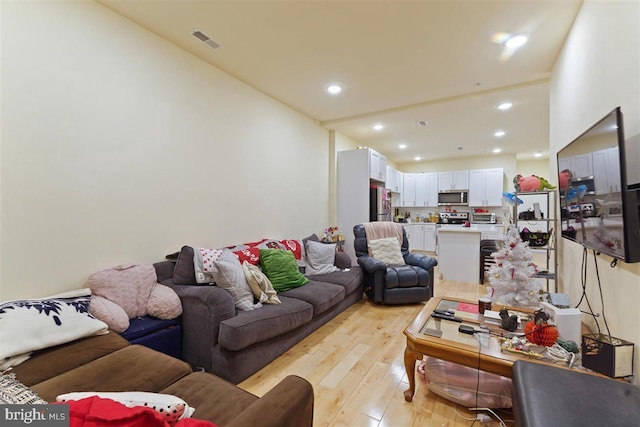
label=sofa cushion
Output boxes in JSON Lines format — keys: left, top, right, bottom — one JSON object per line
{"left": 259, "top": 249, "right": 308, "bottom": 292}
{"left": 162, "top": 372, "right": 258, "bottom": 426}
{"left": 279, "top": 280, "right": 345, "bottom": 316}
{"left": 31, "top": 345, "right": 192, "bottom": 402}
{"left": 306, "top": 266, "right": 364, "bottom": 295}
{"left": 11, "top": 333, "right": 130, "bottom": 387}
{"left": 218, "top": 297, "right": 313, "bottom": 351}
{"left": 172, "top": 246, "right": 198, "bottom": 285}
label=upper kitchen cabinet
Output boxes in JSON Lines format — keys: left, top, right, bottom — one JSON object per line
{"left": 415, "top": 172, "right": 439, "bottom": 207}
{"left": 558, "top": 153, "right": 593, "bottom": 179}
{"left": 592, "top": 147, "right": 621, "bottom": 194}
{"left": 369, "top": 148, "right": 387, "bottom": 183}
{"left": 403, "top": 173, "right": 417, "bottom": 207}
{"left": 386, "top": 166, "right": 403, "bottom": 193}
{"left": 438, "top": 170, "right": 470, "bottom": 191}
{"left": 468, "top": 168, "right": 504, "bottom": 207}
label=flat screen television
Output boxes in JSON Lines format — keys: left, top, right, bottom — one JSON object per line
{"left": 557, "top": 107, "right": 640, "bottom": 263}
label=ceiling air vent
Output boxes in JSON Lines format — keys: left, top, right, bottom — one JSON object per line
{"left": 417, "top": 121, "right": 429, "bottom": 127}
{"left": 192, "top": 30, "right": 221, "bottom": 50}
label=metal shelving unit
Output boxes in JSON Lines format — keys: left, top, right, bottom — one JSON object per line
{"left": 513, "top": 190, "right": 558, "bottom": 293}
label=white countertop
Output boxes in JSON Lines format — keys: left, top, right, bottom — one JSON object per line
{"left": 438, "top": 224, "right": 505, "bottom": 231}
{"left": 562, "top": 217, "right": 623, "bottom": 230}
{"left": 438, "top": 226, "right": 482, "bottom": 233}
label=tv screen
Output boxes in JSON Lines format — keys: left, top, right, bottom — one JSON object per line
{"left": 557, "top": 107, "right": 640, "bottom": 263}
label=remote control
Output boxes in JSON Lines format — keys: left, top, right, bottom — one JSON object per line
{"left": 458, "top": 325, "right": 476, "bottom": 335}
{"left": 432, "top": 313, "right": 462, "bottom": 322}
{"left": 433, "top": 309, "right": 455, "bottom": 316}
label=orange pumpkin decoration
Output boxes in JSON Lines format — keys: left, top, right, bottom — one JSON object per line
{"left": 524, "top": 319, "right": 559, "bottom": 347}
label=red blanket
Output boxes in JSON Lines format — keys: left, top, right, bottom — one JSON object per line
{"left": 56, "top": 397, "right": 217, "bottom": 427}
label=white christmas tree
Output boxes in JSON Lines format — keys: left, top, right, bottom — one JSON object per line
{"left": 488, "top": 225, "right": 541, "bottom": 307}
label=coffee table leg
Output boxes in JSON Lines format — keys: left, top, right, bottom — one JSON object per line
{"left": 403, "top": 346, "right": 418, "bottom": 402}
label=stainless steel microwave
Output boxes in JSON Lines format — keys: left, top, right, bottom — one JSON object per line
{"left": 438, "top": 190, "right": 469, "bottom": 206}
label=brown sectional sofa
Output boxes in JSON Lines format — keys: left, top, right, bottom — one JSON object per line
{"left": 155, "top": 246, "right": 364, "bottom": 384}
{"left": 12, "top": 333, "right": 314, "bottom": 427}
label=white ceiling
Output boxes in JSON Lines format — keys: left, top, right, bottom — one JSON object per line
{"left": 97, "top": 0, "right": 583, "bottom": 165}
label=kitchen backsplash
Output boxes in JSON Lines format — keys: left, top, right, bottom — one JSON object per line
{"left": 395, "top": 206, "right": 505, "bottom": 223}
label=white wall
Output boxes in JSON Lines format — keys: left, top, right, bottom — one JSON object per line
{"left": 0, "top": 1, "right": 330, "bottom": 300}
{"left": 550, "top": 0, "right": 640, "bottom": 381}
{"left": 515, "top": 158, "right": 550, "bottom": 180}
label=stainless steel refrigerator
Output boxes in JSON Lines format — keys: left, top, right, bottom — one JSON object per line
{"left": 370, "top": 185, "right": 392, "bottom": 222}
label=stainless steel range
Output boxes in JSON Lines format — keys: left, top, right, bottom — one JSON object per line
{"left": 438, "top": 212, "right": 469, "bottom": 224}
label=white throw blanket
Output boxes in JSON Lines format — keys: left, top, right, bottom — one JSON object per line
{"left": 0, "top": 289, "right": 108, "bottom": 370}
{"left": 363, "top": 222, "right": 404, "bottom": 255}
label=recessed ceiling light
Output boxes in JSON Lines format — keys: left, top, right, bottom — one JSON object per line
{"left": 494, "top": 130, "right": 506, "bottom": 137}
{"left": 504, "top": 33, "right": 528, "bottom": 49}
{"left": 497, "top": 102, "right": 513, "bottom": 111}
{"left": 398, "top": 143, "right": 407, "bottom": 149}
{"left": 534, "top": 151, "right": 543, "bottom": 158}
{"left": 326, "top": 84, "right": 342, "bottom": 95}
{"left": 493, "top": 148, "right": 502, "bottom": 154}
{"left": 372, "top": 123, "right": 384, "bottom": 131}
{"left": 414, "top": 156, "right": 422, "bottom": 161}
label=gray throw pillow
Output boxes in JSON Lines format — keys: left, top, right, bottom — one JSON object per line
{"left": 171, "top": 246, "right": 198, "bottom": 285}
{"left": 213, "top": 249, "right": 262, "bottom": 311}
{"left": 305, "top": 240, "right": 339, "bottom": 275}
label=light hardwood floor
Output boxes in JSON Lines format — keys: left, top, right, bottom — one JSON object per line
{"left": 239, "top": 265, "right": 513, "bottom": 427}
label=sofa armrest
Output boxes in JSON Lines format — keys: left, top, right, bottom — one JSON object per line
{"left": 334, "top": 251, "right": 352, "bottom": 269}
{"left": 357, "top": 256, "right": 387, "bottom": 273}
{"left": 404, "top": 253, "right": 437, "bottom": 271}
{"left": 165, "top": 284, "right": 236, "bottom": 368}
{"left": 226, "top": 375, "right": 314, "bottom": 427}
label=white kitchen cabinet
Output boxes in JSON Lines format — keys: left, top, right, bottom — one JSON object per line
{"left": 404, "top": 223, "right": 436, "bottom": 252}
{"left": 404, "top": 224, "right": 424, "bottom": 250}
{"left": 422, "top": 223, "right": 437, "bottom": 252}
{"left": 415, "top": 173, "right": 428, "bottom": 207}
{"left": 425, "top": 172, "right": 439, "bottom": 207}
{"left": 592, "top": 147, "right": 620, "bottom": 194}
{"left": 558, "top": 153, "right": 593, "bottom": 179}
{"left": 369, "top": 149, "right": 387, "bottom": 182}
{"left": 438, "top": 170, "right": 469, "bottom": 190}
{"left": 475, "top": 224, "right": 505, "bottom": 241}
{"left": 386, "top": 166, "right": 403, "bottom": 193}
{"left": 403, "top": 174, "right": 417, "bottom": 207}
{"left": 468, "top": 168, "right": 504, "bottom": 207}
{"left": 396, "top": 172, "right": 444, "bottom": 207}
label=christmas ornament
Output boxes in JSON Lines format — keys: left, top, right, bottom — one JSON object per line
{"left": 524, "top": 310, "right": 559, "bottom": 347}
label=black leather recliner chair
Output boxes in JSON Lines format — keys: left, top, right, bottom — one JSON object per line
{"left": 353, "top": 224, "right": 437, "bottom": 304}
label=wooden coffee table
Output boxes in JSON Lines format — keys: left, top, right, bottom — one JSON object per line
{"left": 403, "top": 296, "right": 541, "bottom": 402}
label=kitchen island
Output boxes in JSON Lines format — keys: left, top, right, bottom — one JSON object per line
{"left": 437, "top": 226, "right": 483, "bottom": 284}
